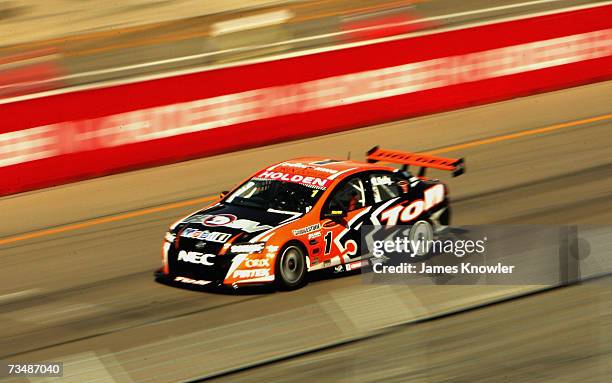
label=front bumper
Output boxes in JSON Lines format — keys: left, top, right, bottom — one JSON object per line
{"left": 154, "top": 269, "right": 273, "bottom": 292}
{"left": 163, "top": 240, "right": 276, "bottom": 287}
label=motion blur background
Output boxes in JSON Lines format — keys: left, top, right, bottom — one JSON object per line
{"left": 1, "top": 1, "right": 611, "bottom": 382}
{"left": 2, "top": 0, "right": 607, "bottom": 98}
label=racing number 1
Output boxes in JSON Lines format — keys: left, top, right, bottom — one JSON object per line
{"left": 324, "top": 231, "right": 333, "bottom": 255}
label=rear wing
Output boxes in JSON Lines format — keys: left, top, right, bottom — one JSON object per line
{"left": 366, "top": 146, "right": 465, "bottom": 177}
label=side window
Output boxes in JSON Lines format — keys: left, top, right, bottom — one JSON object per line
{"left": 325, "top": 177, "right": 366, "bottom": 213}
{"left": 369, "top": 172, "right": 404, "bottom": 204}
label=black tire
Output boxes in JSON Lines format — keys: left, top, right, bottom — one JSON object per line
{"left": 440, "top": 205, "right": 451, "bottom": 226}
{"left": 275, "top": 243, "right": 307, "bottom": 290}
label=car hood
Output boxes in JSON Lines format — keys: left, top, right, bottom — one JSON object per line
{"left": 173, "top": 203, "right": 302, "bottom": 244}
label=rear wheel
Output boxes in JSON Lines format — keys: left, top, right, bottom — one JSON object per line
{"left": 409, "top": 220, "right": 434, "bottom": 257}
{"left": 275, "top": 244, "right": 307, "bottom": 290}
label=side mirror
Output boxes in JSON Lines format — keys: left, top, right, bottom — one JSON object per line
{"left": 323, "top": 209, "right": 347, "bottom": 220}
{"left": 219, "top": 190, "right": 229, "bottom": 199}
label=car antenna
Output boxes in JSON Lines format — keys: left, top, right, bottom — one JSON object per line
{"left": 347, "top": 151, "right": 351, "bottom": 160}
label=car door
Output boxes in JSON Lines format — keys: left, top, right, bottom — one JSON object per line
{"left": 318, "top": 174, "right": 369, "bottom": 268}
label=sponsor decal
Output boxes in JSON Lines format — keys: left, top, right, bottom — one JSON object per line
{"left": 174, "top": 276, "right": 211, "bottom": 286}
{"left": 230, "top": 243, "right": 265, "bottom": 254}
{"left": 177, "top": 250, "right": 215, "bottom": 265}
{"left": 255, "top": 171, "right": 331, "bottom": 189}
{"left": 201, "top": 214, "right": 273, "bottom": 233}
{"left": 266, "top": 165, "right": 332, "bottom": 182}
{"left": 380, "top": 184, "right": 445, "bottom": 225}
{"left": 334, "top": 265, "right": 344, "bottom": 273}
{"left": 346, "top": 259, "right": 368, "bottom": 271}
{"left": 308, "top": 231, "right": 322, "bottom": 240}
{"left": 233, "top": 269, "right": 270, "bottom": 278}
{"left": 276, "top": 161, "right": 339, "bottom": 174}
{"left": 293, "top": 223, "right": 321, "bottom": 236}
{"left": 202, "top": 214, "right": 236, "bottom": 226}
{"left": 180, "top": 228, "right": 232, "bottom": 243}
{"left": 264, "top": 245, "right": 279, "bottom": 258}
{"left": 245, "top": 258, "right": 270, "bottom": 268}
{"left": 372, "top": 175, "right": 393, "bottom": 186}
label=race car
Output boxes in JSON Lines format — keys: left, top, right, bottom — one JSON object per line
{"left": 156, "top": 147, "right": 465, "bottom": 290}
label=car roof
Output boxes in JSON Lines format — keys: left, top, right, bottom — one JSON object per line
{"left": 265, "top": 157, "right": 394, "bottom": 180}
{"left": 287, "top": 157, "right": 384, "bottom": 170}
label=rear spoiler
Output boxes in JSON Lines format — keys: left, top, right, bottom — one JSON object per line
{"left": 366, "top": 146, "right": 465, "bottom": 177}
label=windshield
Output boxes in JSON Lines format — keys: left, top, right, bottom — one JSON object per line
{"left": 225, "top": 179, "right": 324, "bottom": 213}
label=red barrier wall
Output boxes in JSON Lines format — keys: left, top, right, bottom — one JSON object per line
{"left": 1, "top": 5, "right": 611, "bottom": 196}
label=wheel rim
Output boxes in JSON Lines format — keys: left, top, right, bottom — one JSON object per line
{"left": 280, "top": 246, "right": 304, "bottom": 284}
{"left": 409, "top": 220, "right": 433, "bottom": 257}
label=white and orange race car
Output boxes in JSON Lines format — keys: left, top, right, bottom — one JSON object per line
{"left": 156, "top": 147, "right": 464, "bottom": 290}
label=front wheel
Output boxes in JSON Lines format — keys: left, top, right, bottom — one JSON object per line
{"left": 275, "top": 244, "right": 307, "bottom": 290}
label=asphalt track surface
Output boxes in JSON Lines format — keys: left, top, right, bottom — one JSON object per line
{"left": 209, "top": 276, "right": 612, "bottom": 383}
{"left": 1, "top": 80, "right": 611, "bottom": 382}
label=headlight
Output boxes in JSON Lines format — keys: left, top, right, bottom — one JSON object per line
{"left": 230, "top": 242, "right": 265, "bottom": 254}
{"left": 164, "top": 232, "right": 176, "bottom": 243}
